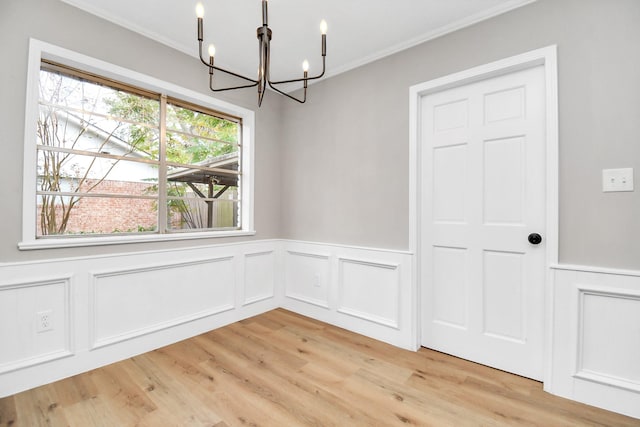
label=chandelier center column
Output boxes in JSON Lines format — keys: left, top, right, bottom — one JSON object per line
{"left": 257, "top": 26, "right": 272, "bottom": 107}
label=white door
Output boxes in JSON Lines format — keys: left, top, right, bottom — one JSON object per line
{"left": 420, "top": 65, "right": 546, "bottom": 380}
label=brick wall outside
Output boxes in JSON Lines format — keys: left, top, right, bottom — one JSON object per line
{"left": 37, "top": 179, "right": 157, "bottom": 236}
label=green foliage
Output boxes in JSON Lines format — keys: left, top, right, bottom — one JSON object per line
{"left": 104, "top": 93, "right": 239, "bottom": 164}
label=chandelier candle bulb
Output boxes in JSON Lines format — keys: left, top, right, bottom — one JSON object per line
{"left": 302, "top": 60, "right": 309, "bottom": 88}
{"left": 320, "top": 20, "right": 327, "bottom": 56}
{"left": 208, "top": 44, "right": 215, "bottom": 74}
{"left": 196, "top": 3, "right": 204, "bottom": 41}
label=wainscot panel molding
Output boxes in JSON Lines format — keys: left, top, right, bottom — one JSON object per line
{"left": 337, "top": 257, "right": 401, "bottom": 329}
{"left": 549, "top": 265, "right": 640, "bottom": 419}
{"left": 89, "top": 256, "right": 236, "bottom": 350}
{"left": 0, "top": 276, "right": 73, "bottom": 375}
{"left": 3, "top": 244, "right": 639, "bottom": 421}
{"left": 282, "top": 241, "right": 415, "bottom": 350}
{"left": 243, "top": 251, "right": 277, "bottom": 306}
{"left": 284, "top": 250, "right": 331, "bottom": 309}
{"left": 0, "top": 240, "right": 281, "bottom": 398}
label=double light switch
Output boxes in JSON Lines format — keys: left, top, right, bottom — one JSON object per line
{"left": 602, "top": 168, "right": 634, "bottom": 192}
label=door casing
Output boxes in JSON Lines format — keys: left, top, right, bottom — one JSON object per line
{"left": 408, "top": 45, "right": 559, "bottom": 387}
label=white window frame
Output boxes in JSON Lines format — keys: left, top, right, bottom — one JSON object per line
{"left": 20, "top": 39, "right": 255, "bottom": 250}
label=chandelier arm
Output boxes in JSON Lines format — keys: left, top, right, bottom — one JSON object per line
{"left": 267, "top": 80, "right": 306, "bottom": 104}
{"left": 198, "top": 41, "right": 258, "bottom": 84}
{"left": 209, "top": 79, "right": 259, "bottom": 92}
{"left": 269, "top": 57, "right": 326, "bottom": 85}
{"left": 211, "top": 66, "right": 260, "bottom": 84}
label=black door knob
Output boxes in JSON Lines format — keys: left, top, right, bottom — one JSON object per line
{"left": 528, "top": 233, "right": 542, "bottom": 245}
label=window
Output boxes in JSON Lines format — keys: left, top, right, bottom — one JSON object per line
{"left": 21, "top": 40, "right": 254, "bottom": 249}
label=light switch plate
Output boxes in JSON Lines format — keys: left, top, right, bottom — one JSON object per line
{"left": 602, "top": 168, "right": 634, "bottom": 192}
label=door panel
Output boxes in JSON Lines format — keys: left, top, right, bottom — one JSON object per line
{"left": 432, "top": 246, "right": 468, "bottom": 328}
{"left": 483, "top": 249, "right": 525, "bottom": 341}
{"left": 483, "top": 136, "right": 524, "bottom": 224}
{"left": 421, "top": 65, "right": 545, "bottom": 380}
{"left": 433, "top": 144, "right": 467, "bottom": 222}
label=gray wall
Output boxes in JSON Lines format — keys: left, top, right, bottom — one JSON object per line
{"left": 280, "top": 0, "right": 640, "bottom": 270}
{"left": 0, "top": 0, "right": 283, "bottom": 262}
{"left": 2, "top": 0, "right": 639, "bottom": 270}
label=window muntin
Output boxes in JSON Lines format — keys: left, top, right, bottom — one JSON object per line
{"left": 36, "top": 62, "right": 242, "bottom": 238}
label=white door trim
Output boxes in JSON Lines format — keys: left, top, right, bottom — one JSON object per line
{"left": 409, "top": 45, "right": 559, "bottom": 387}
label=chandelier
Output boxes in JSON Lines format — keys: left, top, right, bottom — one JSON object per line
{"left": 196, "top": 1, "right": 327, "bottom": 106}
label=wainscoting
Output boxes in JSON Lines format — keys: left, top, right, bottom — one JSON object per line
{"left": 1, "top": 242, "right": 638, "bottom": 420}
{"left": 548, "top": 265, "right": 640, "bottom": 419}
{"left": 281, "top": 241, "right": 415, "bottom": 350}
{"left": 0, "top": 239, "right": 414, "bottom": 398}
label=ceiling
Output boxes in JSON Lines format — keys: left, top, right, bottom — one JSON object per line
{"left": 60, "top": 0, "right": 535, "bottom": 87}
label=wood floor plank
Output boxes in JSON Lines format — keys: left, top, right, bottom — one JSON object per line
{"left": 0, "top": 395, "right": 16, "bottom": 427}
{"left": 213, "top": 324, "right": 373, "bottom": 426}
{"left": 12, "top": 384, "right": 71, "bottom": 427}
{"left": 123, "top": 355, "right": 224, "bottom": 426}
{"left": 172, "top": 336, "right": 307, "bottom": 426}
{"left": 197, "top": 332, "right": 334, "bottom": 426}
{"left": 1, "top": 308, "right": 638, "bottom": 426}
{"left": 145, "top": 344, "right": 262, "bottom": 426}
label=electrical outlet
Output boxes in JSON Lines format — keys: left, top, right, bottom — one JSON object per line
{"left": 36, "top": 310, "right": 53, "bottom": 333}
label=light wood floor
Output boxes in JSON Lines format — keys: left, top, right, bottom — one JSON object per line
{"left": 1, "top": 309, "right": 638, "bottom": 427}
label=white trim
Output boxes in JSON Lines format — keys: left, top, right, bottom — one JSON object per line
{"left": 3, "top": 238, "right": 276, "bottom": 268}
{"left": 285, "top": 250, "right": 332, "bottom": 260}
{"left": 336, "top": 307, "right": 399, "bottom": 329}
{"left": 242, "top": 294, "right": 274, "bottom": 307}
{"left": 21, "top": 39, "right": 255, "bottom": 249}
{"left": 336, "top": 257, "right": 399, "bottom": 271}
{"left": 285, "top": 239, "right": 413, "bottom": 256}
{"left": 18, "top": 230, "right": 257, "bottom": 251}
{"left": 551, "top": 263, "right": 640, "bottom": 278}
{"left": 409, "top": 45, "right": 559, "bottom": 386}
{"left": 285, "top": 293, "right": 331, "bottom": 309}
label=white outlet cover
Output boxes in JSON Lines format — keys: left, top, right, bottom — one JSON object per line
{"left": 36, "top": 309, "right": 54, "bottom": 333}
{"left": 602, "top": 168, "right": 634, "bottom": 192}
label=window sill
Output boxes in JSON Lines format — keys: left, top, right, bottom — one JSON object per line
{"left": 18, "top": 230, "right": 257, "bottom": 251}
